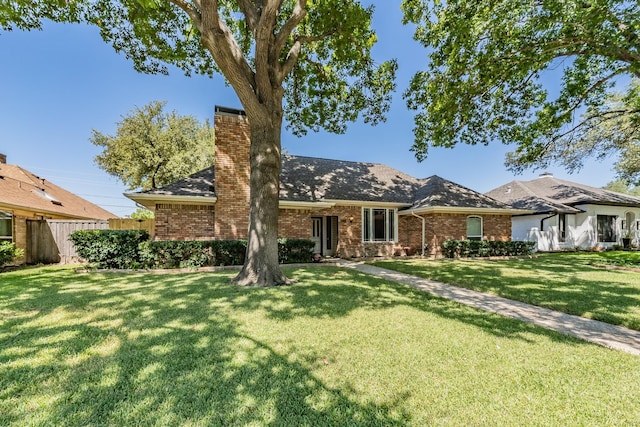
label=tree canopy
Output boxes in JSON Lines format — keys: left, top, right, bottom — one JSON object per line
{"left": 2, "top": 1, "right": 397, "bottom": 286}
{"left": 91, "top": 101, "right": 215, "bottom": 191}
{"left": 402, "top": 0, "right": 640, "bottom": 178}
{"left": 2, "top": 1, "right": 396, "bottom": 135}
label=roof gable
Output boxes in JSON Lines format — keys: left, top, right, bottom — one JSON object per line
{"left": 486, "top": 175, "right": 640, "bottom": 213}
{"left": 410, "top": 175, "right": 512, "bottom": 210}
{"left": 279, "top": 155, "right": 422, "bottom": 204}
{"left": 0, "top": 163, "right": 116, "bottom": 219}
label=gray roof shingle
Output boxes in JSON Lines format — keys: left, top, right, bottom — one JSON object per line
{"left": 410, "top": 175, "right": 513, "bottom": 210}
{"left": 135, "top": 154, "right": 512, "bottom": 211}
{"left": 138, "top": 167, "right": 216, "bottom": 198}
{"left": 486, "top": 174, "right": 640, "bottom": 213}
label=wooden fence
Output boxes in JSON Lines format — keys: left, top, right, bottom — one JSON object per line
{"left": 108, "top": 218, "right": 154, "bottom": 235}
{"left": 27, "top": 219, "right": 109, "bottom": 264}
{"left": 26, "top": 219, "right": 154, "bottom": 265}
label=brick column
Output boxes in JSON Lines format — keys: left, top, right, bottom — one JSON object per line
{"left": 213, "top": 107, "right": 251, "bottom": 239}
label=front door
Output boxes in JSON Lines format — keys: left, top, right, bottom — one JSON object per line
{"left": 311, "top": 217, "right": 322, "bottom": 254}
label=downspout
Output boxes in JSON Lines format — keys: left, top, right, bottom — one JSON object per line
{"left": 411, "top": 211, "right": 426, "bottom": 257}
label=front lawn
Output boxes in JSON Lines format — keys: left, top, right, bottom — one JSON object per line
{"left": 2, "top": 265, "right": 640, "bottom": 425}
{"left": 372, "top": 252, "right": 640, "bottom": 330}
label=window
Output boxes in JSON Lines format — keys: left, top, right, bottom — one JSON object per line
{"left": 597, "top": 215, "right": 617, "bottom": 243}
{"left": 558, "top": 213, "right": 566, "bottom": 242}
{"left": 466, "top": 216, "right": 482, "bottom": 241}
{"left": 0, "top": 211, "right": 12, "bottom": 242}
{"left": 362, "top": 208, "right": 396, "bottom": 242}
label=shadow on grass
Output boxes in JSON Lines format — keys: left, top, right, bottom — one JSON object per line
{"left": 372, "top": 253, "right": 640, "bottom": 330}
{"left": 0, "top": 264, "right": 595, "bottom": 425}
{"left": 1, "top": 267, "right": 414, "bottom": 425}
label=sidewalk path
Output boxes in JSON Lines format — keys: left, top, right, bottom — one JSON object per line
{"left": 338, "top": 261, "right": 640, "bottom": 357}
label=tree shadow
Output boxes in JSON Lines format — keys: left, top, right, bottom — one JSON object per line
{"left": 373, "top": 254, "right": 640, "bottom": 330}
{"left": 1, "top": 267, "right": 414, "bottom": 425}
{"left": 1, "top": 263, "right": 618, "bottom": 425}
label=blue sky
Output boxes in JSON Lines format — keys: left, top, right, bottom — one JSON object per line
{"left": 0, "top": 3, "right": 617, "bottom": 218}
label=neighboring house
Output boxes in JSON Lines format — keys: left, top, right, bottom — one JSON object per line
{"left": 486, "top": 173, "right": 640, "bottom": 251}
{"left": 126, "top": 106, "right": 523, "bottom": 258}
{"left": 0, "top": 153, "right": 116, "bottom": 263}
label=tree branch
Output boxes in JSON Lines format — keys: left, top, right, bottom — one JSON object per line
{"left": 198, "top": 0, "right": 258, "bottom": 109}
{"left": 274, "top": 0, "right": 306, "bottom": 60}
{"left": 236, "top": 0, "right": 259, "bottom": 34}
{"left": 166, "top": 0, "right": 201, "bottom": 26}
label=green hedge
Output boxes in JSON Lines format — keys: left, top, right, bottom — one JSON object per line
{"left": 70, "top": 230, "right": 316, "bottom": 269}
{"left": 442, "top": 240, "right": 535, "bottom": 258}
{"left": 0, "top": 241, "right": 24, "bottom": 268}
{"left": 138, "top": 240, "right": 246, "bottom": 269}
{"left": 139, "top": 238, "right": 315, "bottom": 269}
{"left": 69, "top": 230, "right": 150, "bottom": 269}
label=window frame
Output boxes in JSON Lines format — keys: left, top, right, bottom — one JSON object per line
{"left": 466, "top": 216, "right": 483, "bottom": 241}
{"left": 558, "top": 213, "right": 566, "bottom": 242}
{"left": 362, "top": 207, "right": 397, "bottom": 243}
{"left": 0, "top": 211, "right": 13, "bottom": 242}
{"left": 596, "top": 215, "right": 617, "bottom": 243}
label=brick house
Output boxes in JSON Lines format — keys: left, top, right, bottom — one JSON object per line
{"left": 127, "top": 106, "right": 520, "bottom": 258}
{"left": 0, "top": 154, "right": 116, "bottom": 263}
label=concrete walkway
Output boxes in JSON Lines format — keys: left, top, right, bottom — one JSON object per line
{"left": 337, "top": 260, "right": 640, "bottom": 357}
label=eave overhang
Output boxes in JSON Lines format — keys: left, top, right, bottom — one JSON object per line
{"left": 125, "top": 193, "right": 218, "bottom": 210}
{"left": 322, "top": 199, "right": 411, "bottom": 208}
{"left": 399, "top": 206, "right": 535, "bottom": 216}
{"left": 279, "top": 200, "right": 336, "bottom": 210}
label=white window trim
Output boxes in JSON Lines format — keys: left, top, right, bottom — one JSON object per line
{"left": 362, "top": 207, "right": 397, "bottom": 243}
{"left": 467, "top": 215, "right": 483, "bottom": 241}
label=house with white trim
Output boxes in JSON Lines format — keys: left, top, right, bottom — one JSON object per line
{"left": 486, "top": 173, "right": 640, "bottom": 251}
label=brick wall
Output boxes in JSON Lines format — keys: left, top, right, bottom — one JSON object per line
{"left": 399, "top": 212, "right": 512, "bottom": 256}
{"left": 12, "top": 215, "right": 27, "bottom": 263}
{"left": 155, "top": 204, "right": 215, "bottom": 240}
{"left": 213, "top": 111, "right": 251, "bottom": 239}
{"left": 278, "top": 209, "right": 312, "bottom": 239}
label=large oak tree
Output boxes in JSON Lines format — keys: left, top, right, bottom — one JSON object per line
{"left": 2, "top": 1, "right": 397, "bottom": 286}
{"left": 91, "top": 100, "right": 215, "bottom": 191}
{"left": 402, "top": 0, "right": 639, "bottom": 178}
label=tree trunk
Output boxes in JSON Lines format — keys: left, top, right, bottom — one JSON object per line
{"left": 232, "top": 106, "right": 292, "bottom": 287}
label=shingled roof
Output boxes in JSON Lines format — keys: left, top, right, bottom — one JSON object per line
{"left": 130, "top": 154, "right": 514, "bottom": 212}
{"left": 486, "top": 174, "right": 640, "bottom": 214}
{"left": 279, "top": 155, "right": 422, "bottom": 203}
{"left": 0, "top": 162, "right": 116, "bottom": 220}
{"left": 409, "top": 175, "right": 513, "bottom": 211}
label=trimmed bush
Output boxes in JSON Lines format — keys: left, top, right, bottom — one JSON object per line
{"left": 138, "top": 238, "right": 315, "bottom": 269}
{"left": 139, "top": 240, "right": 246, "bottom": 268}
{"left": 278, "top": 238, "right": 316, "bottom": 264}
{"left": 442, "top": 240, "right": 535, "bottom": 258}
{"left": 69, "top": 229, "right": 149, "bottom": 269}
{"left": 0, "top": 241, "right": 24, "bottom": 268}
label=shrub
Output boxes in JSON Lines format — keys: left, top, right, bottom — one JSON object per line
{"left": 139, "top": 240, "right": 210, "bottom": 269}
{"left": 138, "top": 239, "right": 315, "bottom": 269}
{"left": 278, "top": 238, "right": 315, "bottom": 264}
{"left": 442, "top": 240, "right": 535, "bottom": 258}
{"left": 0, "top": 241, "right": 24, "bottom": 267}
{"left": 69, "top": 229, "right": 149, "bottom": 269}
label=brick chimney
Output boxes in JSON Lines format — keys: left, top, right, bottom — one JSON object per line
{"left": 213, "top": 106, "right": 251, "bottom": 239}
{"left": 0, "top": 153, "right": 6, "bottom": 164}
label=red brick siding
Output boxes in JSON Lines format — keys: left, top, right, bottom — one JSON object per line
{"left": 399, "top": 213, "right": 512, "bottom": 256}
{"left": 154, "top": 204, "right": 215, "bottom": 241}
{"left": 278, "top": 209, "right": 311, "bottom": 239}
{"left": 213, "top": 113, "right": 251, "bottom": 239}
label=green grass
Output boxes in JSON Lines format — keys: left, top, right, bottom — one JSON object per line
{"left": 372, "top": 252, "right": 640, "bottom": 330}
{"left": 2, "top": 265, "right": 640, "bottom": 425}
